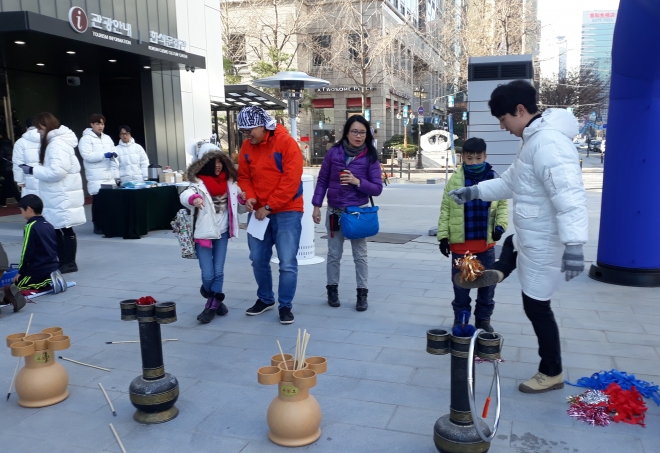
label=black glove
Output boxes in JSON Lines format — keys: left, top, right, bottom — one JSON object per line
{"left": 112, "top": 152, "right": 118, "bottom": 158}
{"left": 492, "top": 226, "right": 504, "bottom": 242}
{"left": 19, "top": 164, "right": 33, "bottom": 175}
{"left": 439, "top": 238, "right": 450, "bottom": 257}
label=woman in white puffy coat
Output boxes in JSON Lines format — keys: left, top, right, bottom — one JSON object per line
{"left": 449, "top": 81, "right": 588, "bottom": 395}
{"left": 12, "top": 120, "right": 41, "bottom": 197}
{"left": 25, "top": 113, "right": 86, "bottom": 274}
{"left": 116, "top": 125, "right": 149, "bottom": 184}
{"left": 180, "top": 150, "right": 245, "bottom": 324}
{"left": 78, "top": 114, "right": 119, "bottom": 195}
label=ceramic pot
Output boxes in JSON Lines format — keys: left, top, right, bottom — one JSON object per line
{"left": 120, "top": 300, "right": 138, "bottom": 321}
{"left": 266, "top": 376, "right": 322, "bottom": 447}
{"left": 292, "top": 369, "right": 317, "bottom": 390}
{"left": 258, "top": 366, "right": 283, "bottom": 385}
{"left": 41, "top": 327, "right": 63, "bottom": 337}
{"left": 426, "top": 329, "right": 450, "bottom": 355}
{"left": 47, "top": 335, "right": 70, "bottom": 351}
{"left": 476, "top": 332, "right": 502, "bottom": 360}
{"left": 129, "top": 373, "right": 179, "bottom": 424}
{"left": 10, "top": 341, "right": 34, "bottom": 357}
{"left": 155, "top": 302, "right": 177, "bottom": 324}
{"left": 24, "top": 333, "right": 51, "bottom": 351}
{"left": 136, "top": 303, "right": 156, "bottom": 322}
{"left": 6, "top": 332, "right": 26, "bottom": 347}
{"left": 304, "top": 357, "right": 327, "bottom": 374}
{"left": 271, "top": 353, "right": 293, "bottom": 367}
{"left": 15, "top": 346, "right": 69, "bottom": 407}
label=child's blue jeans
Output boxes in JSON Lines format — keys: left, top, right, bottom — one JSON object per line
{"left": 196, "top": 232, "right": 229, "bottom": 294}
{"left": 451, "top": 247, "right": 496, "bottom": 320}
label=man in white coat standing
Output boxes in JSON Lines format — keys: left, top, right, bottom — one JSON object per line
{"left": 449, "top": 80, "right": 588, "bottom": 394}
{"left": 78, "top": 114, "right": 119, "bottom": 233}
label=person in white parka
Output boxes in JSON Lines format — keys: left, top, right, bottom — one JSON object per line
{"left": 12, "top": 119, "right": 41, "bottom": 197}
{"left": 116, "top": 125, "right": 149, "bottom": 184}
{"left": 78, "top": 113, "right": 119, "bottom": 233}
{"left": 449, "top": 81, "right": 588, "bottom": 395}
{"left": 18, "top": 112, "right": 86, "bottom": 274}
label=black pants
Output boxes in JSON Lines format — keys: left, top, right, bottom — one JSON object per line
{"left": 92, "top": 194, "right": 100, "bottom": 224}
{"left": 494, "top": 235, "right": 562, "bottom": 377}
{"left": 0, "top": 171, "right": 22, "bottom": 206}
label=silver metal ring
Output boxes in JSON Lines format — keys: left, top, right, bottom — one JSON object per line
{"left": 467, "top": 328, "right": 502, "bottom": 443}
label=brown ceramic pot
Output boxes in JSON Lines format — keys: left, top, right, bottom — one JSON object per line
{"left": 15, "top": 345, "right": 69, "bottom": 407}
{"left": 266, "top": 377, "right": 322, "bottom": 447}
{"left": 270, "top": 353, "right": 293, "bottom": 367}
{"left": 6, "top": 332, "right": 26, "bottom": 347}
{"left": 304, "top": 356, "right": 327, "bottom": 374}
{"left": 258, "top": 366, "right": 283, "bottom": 385}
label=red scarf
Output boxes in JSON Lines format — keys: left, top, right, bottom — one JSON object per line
{"left": 198, "top": 173, "right": 228, "bottom": 197}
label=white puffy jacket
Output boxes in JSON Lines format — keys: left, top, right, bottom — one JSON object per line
{"left": 477, "top": 109, "right": 588, "bottom": 300}
{"left": 12, "top": 127, "right": 41, "bottom": 197}
{"left": 78, "top": 128, "right": 119, "bottom": 195}
{"left": 180, "top": 180, "right": 243, "bottom": 240}
{"left": 116, "top": 138, "right": 149, "bottom": 183}
{"left": 32, "top": 126, "right": 86, "bottom": 229}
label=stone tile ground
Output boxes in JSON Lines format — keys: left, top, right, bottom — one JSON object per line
{"left": 1, "top": 172, "right": 658, "bottom": 453}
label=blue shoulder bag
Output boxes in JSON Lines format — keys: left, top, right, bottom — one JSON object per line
{"left": 340, "top": 197, "right": 379, "bottom": 240}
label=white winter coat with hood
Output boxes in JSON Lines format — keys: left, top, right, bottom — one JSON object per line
{"left": 476, "top": 109, "right": 588, "bottom": 300}
{"left": 179, "top": 151, "right": 245, "bottom": 240}
{"left": 78, "top": 128, "right": 119, "bottom": 195}
{"left": 12, "top": 127, "right": 41, "bottom": 196}
{"left": 116, "top": 138, "right": 149, "bottom": 183}
{"left": 32, "top": 126, "right": 86, "bottom": 229}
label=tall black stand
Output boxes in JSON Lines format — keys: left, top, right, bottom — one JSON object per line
{"left": 426, "top": 329, "right": 501, "bottom": 453}
{"left": 120, "top": 300, "right": 179, "bottom": 424}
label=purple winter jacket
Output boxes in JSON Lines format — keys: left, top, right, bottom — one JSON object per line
{"left": 312, "top": 143, "right": 383, "bottom": 209}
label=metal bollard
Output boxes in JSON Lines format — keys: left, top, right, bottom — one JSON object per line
{"left": 390, "top": 158, "right": 394, "bottom": 178}
{"left": 408, "top": 163, "right": 411, "bottom": 181}
{"left": 580, "top": 159, "right": 582, "bottom": 169}
{"left": 400, "top": 163, "right": 403, "bottom": 179}
{"left": 601, "top": 153, "right": 604, "bottom": 164}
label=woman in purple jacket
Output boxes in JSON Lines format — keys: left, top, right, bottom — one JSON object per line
{"left": 312, "top": 115, "right": 383, "bottom": 311}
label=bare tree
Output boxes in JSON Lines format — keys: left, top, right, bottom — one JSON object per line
{"left": 435, "top": 0, "right": 540, "bottom": 93}
{"left": 538, "top": 67, "right": 609, "bottom": 119}
{"left": 304, "top": 0, "right": 415, "bottom": 114}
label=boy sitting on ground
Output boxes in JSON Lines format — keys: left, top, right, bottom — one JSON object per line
{"left": 437, "top": 137, "right": 508, "bottom": 333}
{"left": 1, "top": 195, "right": 62, "bottom": 312}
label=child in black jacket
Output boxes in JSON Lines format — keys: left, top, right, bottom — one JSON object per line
{"left": 1, "top": 195, "right": 60, "bottom": 313}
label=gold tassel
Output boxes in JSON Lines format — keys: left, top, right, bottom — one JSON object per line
{"left": 454, "top": 251, "right": 485, "bottom": 282}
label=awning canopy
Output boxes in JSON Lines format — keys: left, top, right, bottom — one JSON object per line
{"left": 211, "top": 85, "right": 286, "bottom": 112}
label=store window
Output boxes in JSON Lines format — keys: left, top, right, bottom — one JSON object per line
{"left": 311, "top": 35, "right": 331, "bottom": 66}
{"left": 311, "top": 100, "right": 335, "bottom": 165}
{"left": 228, "top": 34, "right": 246, "bottom": 64}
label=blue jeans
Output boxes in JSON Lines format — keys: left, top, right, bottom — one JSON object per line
{"left": 196, "top": 232, "right": 229, "bottom": 294}
{"left": 247, "top": 211, "right": 303, "bottom": 309}
{"left": 451, "top": 247, "right": 496, "bottom": 320}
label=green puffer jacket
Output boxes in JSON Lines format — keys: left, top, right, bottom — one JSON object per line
{"left": 437, "top": 166, "right": 508, "bottom": 244}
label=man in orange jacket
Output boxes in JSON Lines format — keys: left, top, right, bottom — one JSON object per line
{"left": 237, "top": 106, "right": 303, "bottom": 325}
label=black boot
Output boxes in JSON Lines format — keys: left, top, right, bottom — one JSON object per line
{"left": 493, "top": 234, "right": 517, "bottom": 279}
{"left": 356, "top": 288, "right": 368, "bottom": 312}
{"left": 475, "top": 319, "right": 494, "bottom": 333}
{"left": 326, "top": 285, "right": 340, "bottom": 307}
{"left": 454, "top": 235, "right": 517, "bottom": 289}
{"left": 212, "top": 292, "right": 228, "bottom": 316}
{"left": 59, "top": 231, "right": 78, "bottom": 274}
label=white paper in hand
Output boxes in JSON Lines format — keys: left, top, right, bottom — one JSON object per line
{"left": 247, "top": 215, "right": 270, "bottom": 240}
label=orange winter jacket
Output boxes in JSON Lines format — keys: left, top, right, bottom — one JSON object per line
{"left": 238, "top": 124, "right": 304, "bottom": 214}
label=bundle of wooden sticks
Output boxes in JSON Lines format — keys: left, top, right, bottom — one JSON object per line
{"left": 277, "top": 328, "right": 311, "bottom": 371}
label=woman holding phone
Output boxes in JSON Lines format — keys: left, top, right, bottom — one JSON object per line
{"left": 312, "top": 115, "right": 383, "bottom": 312}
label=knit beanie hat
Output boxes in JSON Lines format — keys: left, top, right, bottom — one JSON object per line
{"left": 237, "top": 106, "right": 277, "bottom": 131}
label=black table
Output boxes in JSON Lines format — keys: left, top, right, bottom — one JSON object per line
{"left": 96, "top": 186, "right": 182, "bottom": 239}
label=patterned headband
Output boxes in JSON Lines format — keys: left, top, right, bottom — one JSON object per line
{"left": 237, "top": 106, "right": 277, "bottom": 131}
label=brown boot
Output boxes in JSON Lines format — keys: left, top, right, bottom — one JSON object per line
{"left": 519, "top": 372, "right": 564, "bottom": 394}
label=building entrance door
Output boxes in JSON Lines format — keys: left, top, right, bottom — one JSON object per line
{"left": 312, "top": 129, "right": 335, "bottom": 165}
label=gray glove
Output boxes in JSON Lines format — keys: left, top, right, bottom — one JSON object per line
{"left": 447, "top": 185, "right": 479, "bottom": 205}
{"left": 561, "top": 244, "right": 584, "bottom": 281}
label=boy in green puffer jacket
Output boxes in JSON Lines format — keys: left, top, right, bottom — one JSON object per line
{"left": 437, "top": 138, "right": 508, "bottom": 332}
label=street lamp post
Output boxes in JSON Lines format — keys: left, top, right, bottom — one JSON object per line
{"left": 254, "top": 71, "right": 329, "bottom": 141}
{"left": 414, "top": 86, "right": 427, "bottom": 170}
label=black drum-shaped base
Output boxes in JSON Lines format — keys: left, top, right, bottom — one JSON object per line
{"left": 589, "top": 262, "right": 660, "bottom": 287}
{"left": 434, "top": 414, "right": 490, "bottom": 453}
{"left": 129, "top": 373, "right": 179, "bottom": 424}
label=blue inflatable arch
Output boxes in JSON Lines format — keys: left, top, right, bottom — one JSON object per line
{"left": 589, "top": 0, "right": 660, "bottom": 286}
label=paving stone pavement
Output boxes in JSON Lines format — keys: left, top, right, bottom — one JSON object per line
{"left": 1, "top": 172, "right": 658, "bottom": 453}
